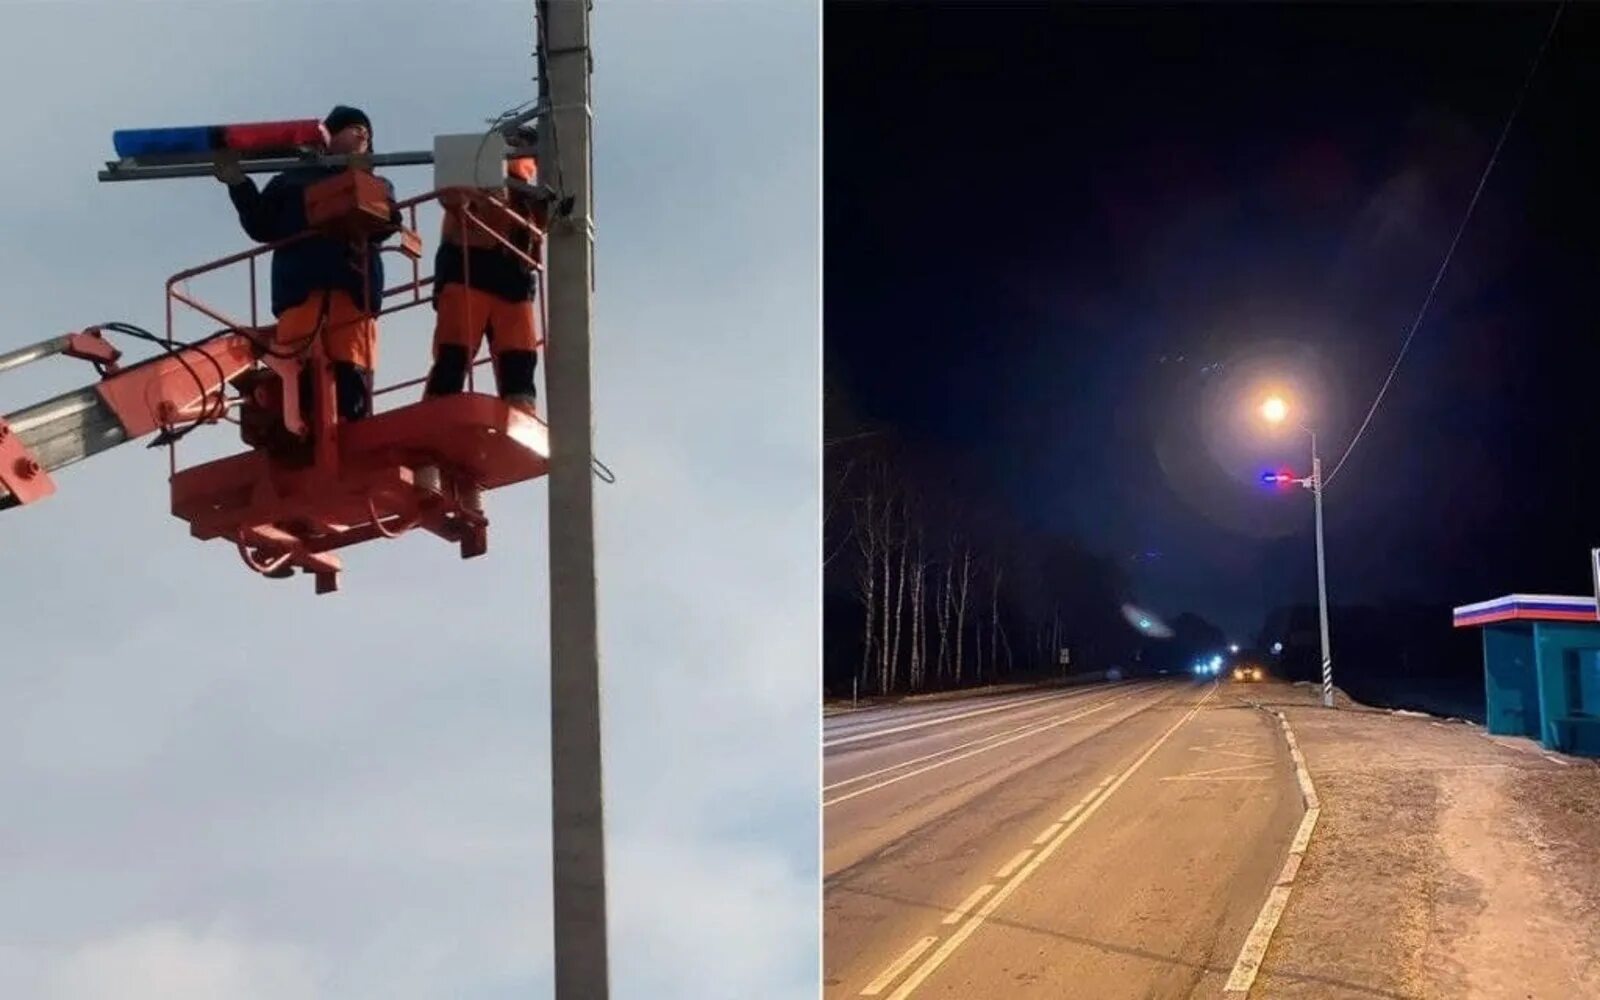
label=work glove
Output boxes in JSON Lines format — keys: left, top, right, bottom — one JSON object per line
{"left": 213, "top": 152, "right": 246, "bottom": 186}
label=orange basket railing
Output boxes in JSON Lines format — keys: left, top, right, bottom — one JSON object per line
{"left": 164, "top": 184, "right": 547, "bottom": 410}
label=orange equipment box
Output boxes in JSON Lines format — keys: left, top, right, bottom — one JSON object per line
{"left": 304, "top": 168, "right": 395, "bottom": 239}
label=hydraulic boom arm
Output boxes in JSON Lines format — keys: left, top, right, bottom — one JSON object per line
{"left": 0, "top": 328, "right": 258, "bottom": 510}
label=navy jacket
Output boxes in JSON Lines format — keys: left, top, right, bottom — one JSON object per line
{"left": 433, "top": 188, "right": 544, "bottom": 304}
{"left": 433, "top": 242, "right": 538, "bottom": 304}
{"left": 227, "top": 166, "right": 398, "bottom": 318}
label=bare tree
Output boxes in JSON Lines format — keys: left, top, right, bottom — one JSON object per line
{"left": 1051, "top": 608, "right": 1061, "bottom": 675}
{"left": 990, "top": 562, "right": 1003, "bottom": 682}
{"left": 966, "top": 563, "right": 979, "bottom": 684}
{"left": 953, "top": 539, "right": 972, "bottom": 684}
{"left": 936, "top": 553, "right": 953, "bottom": 686}
{"left": 998, "top": 617, "right": 1014, "bottom": 675}
{"left": 886, "top": 492, "right": 910, "bottom": 692}
{"left": 823, "top": 453, "right": 859, "bottom": 568}
{"left": 852, "top": 465, "right": 887, "bottom": 693}
{"left": 908, "top": 524, "right": 928, "bottom": 690}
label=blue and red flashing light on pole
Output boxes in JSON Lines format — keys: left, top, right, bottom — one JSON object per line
{"left": 1261, "top": 469, "right": 1300, "bottom": 489}
{"left": 112, "top": 119, "right": 329, "bottom": 160}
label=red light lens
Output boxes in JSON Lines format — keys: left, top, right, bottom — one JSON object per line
{"left": 221, "top": 120, "right": 329, "bottom": 154}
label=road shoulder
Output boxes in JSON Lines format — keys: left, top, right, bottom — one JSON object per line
{"left": 1252, "top": 684, "right": 1600, "bottom": 999}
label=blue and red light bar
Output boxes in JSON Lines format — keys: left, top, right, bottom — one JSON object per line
{"left": 113, "top": 119, "right": 328, "bottom": 159}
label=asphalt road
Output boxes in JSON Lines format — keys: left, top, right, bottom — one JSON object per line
{"left": 824, "top": 679, "right": 1302, "bottom": 999}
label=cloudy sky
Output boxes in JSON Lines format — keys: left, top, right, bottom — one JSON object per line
{"left": 0, "top": 2, "right": 818, "bottom": 998}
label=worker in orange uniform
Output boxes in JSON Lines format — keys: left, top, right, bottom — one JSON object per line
{"left": 422, "top": 148, "right": 544, "bottom": 412}
{"left": 216, "top": 105, "right": 399, "bottom": 423}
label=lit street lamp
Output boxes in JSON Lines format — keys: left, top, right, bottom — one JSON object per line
{"left": 1260, "top": 394, "right": 1334, "bottom": 708}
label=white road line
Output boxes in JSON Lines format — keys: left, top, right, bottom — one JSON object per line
{"left": 1289, "top": 806, "right": 1320, "bottom": 855}
{"left": 823, "top": 690, "right": 1141, "bottom": 808}
{"left": 993, "top": 849, "right": 1032, "bottom": 879}
{"left": 824, "top": 687, "right": 1119, "bottom": 748}
{"left": 1225, "top": 707, "right": 1322, "bottom": 996}
{"left": 860, "top": 936, "right": 938, "bottom": 996}
{"left": 1075, "top": 774, "right": 1114, "bottom": 808}
{"left": 1160, "top": 775, "right": 1269, "bottom": 782}
{"left": 1296, "top": 771, "right": 1319, "bottom": 809}
{"left": 941, "top": 884, "right": 993, "bottom": 926}
{"left": 1277, "top": 851, "right": 1303, "bottom": 885}
{"left": 885, "top": 685, "right": 1218, "bottom": 1000}
{"left": 824, "top": 691, "right": 1139, "bottom": 792}
{"left": 1189, "top": 747, "right": 1274, "bottom": 761}
{"left": 1178, "top": 761, "right": 1274, "bottom": 778}
{"left": 1032, "top": 823, "right": 1062, "bottom": 846}
{"left": 1223, "top": 886, "right": 1292, "bottom": 993}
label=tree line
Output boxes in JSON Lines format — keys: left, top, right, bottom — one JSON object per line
{"left": 824, "top": 432, "right": 1135, "bottom": 699}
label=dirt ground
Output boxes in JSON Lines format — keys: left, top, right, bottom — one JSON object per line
{"left": 1248, "top": 683, "right": 1600, "bottom": 999}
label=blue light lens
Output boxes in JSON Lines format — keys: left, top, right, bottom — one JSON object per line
{"left": 113, "top": 126, "right": 218, "bottom": 158}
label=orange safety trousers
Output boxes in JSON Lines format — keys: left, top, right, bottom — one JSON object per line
{"left": 275, "top": 289, "right": 378, "bottom": 372}
{"left": 432, "top": 283, "right": 539, "bottom": 366}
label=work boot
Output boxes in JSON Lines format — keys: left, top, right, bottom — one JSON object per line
{"left": 425, "top": 345, "right": 470, "bottom": 397}
{"left": 497, "top": 351, "right": 538, "bottom": 415}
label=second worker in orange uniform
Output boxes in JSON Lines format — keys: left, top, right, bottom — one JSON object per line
{"left": 422, "top": 149, "right": 544, "bottom": 412}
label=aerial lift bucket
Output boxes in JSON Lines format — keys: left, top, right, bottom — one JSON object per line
{"left": 161, "top": 177, "right": 551, "bottom": 593}
{"left": 0, "top": 168, "right": 552, "bottom": 594}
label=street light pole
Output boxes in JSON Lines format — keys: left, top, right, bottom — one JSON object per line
{"left": 539, "top": 0, "right": 610, "bottom": 995}
{"left": 1309, "top": 430, "right": 1333, "bottom": 708}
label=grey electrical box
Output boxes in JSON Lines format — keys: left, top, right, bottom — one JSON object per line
{"left": 433, "top": 132, "right": 508, "bottom": 190}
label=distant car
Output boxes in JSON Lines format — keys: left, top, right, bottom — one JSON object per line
{"left": 1231, "top": 664, "right": 1264, "bottom": 682}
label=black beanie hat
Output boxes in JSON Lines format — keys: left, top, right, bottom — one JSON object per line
{"left": 323, "top": 105, "right": 372, "bottom": 139}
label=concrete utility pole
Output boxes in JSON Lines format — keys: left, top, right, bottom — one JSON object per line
{"left": 1310, "top": 433, "right": 1333, "bottom": 709}
{"left": 1262, "top": 397, "right": 1335, "bottom": 710}
{"left": 537, "top": 1, "right": 609, "bottom": 996}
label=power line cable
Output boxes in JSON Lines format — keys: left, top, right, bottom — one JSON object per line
{"left": 1324, "top": 2, "right": 1564, "bottom": 489}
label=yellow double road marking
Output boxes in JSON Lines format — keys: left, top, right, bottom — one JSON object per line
{"left": 859, "top": 937, "right": 937, "bottom": 996}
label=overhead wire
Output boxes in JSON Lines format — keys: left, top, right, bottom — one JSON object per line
{"left": 1322, "top": 2, "right": 1565, "bottom": 489}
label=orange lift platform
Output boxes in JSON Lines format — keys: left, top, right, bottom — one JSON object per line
{"left": 0, "top": 134, "right": 551, "bottom": 594}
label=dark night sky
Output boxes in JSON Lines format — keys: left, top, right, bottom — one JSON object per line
{"left": 825, "top": 2, "right": 1600, "bottom": 641}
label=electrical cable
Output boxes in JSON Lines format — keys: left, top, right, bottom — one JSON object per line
{"left": 97, "top": 321, "right": 229, "bottom": 441}
{"left": 1323, "top": 2, "right": 1564, "bottom": 489}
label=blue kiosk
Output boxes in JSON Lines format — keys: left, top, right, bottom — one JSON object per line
{"left": 1454, "top": 594, "right": 1600, "bottom": 758}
